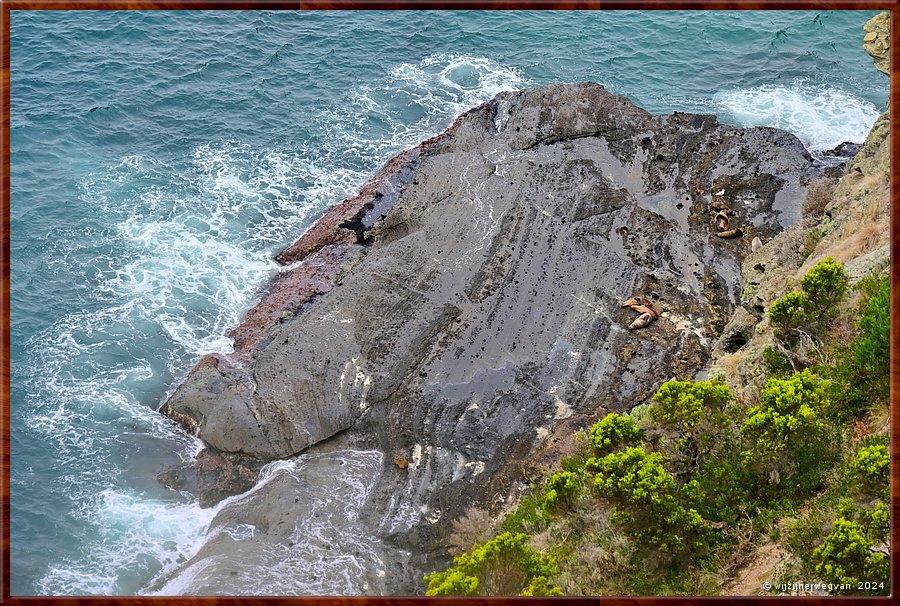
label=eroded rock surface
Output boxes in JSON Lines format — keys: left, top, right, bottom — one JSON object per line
{"left": 158, "top": 83, "right": 821, "bottom": 593}
{"left": 863, "top": 12, "right": 890, "bottom": 76}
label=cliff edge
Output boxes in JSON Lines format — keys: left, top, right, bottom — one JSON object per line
{"left": 156, "top": 82, "right": 827, "bottom": 593}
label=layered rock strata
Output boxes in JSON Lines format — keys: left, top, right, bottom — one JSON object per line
{"left": 157, "top": 82, "right": 823, "bottom": 593}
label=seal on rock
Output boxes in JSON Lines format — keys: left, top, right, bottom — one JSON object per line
{"left": 716, "top": 227, "right": 744, "bottom": 239}
{"left": 621, "top": 295, "right": 659, "bottom": 330}
{"left": 712, "top": 204, "right": 744, "bottom": 239}
{"left": 714, "top": 209, "right": 734, "bottom": 232}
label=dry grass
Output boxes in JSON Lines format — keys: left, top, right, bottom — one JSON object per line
{"left": 826, "top": 313, "right": 857, "bottom": 351}
{"left": 802, "top": 178, "right": 836, "bottom": 219}
{"left": 867, "top": 403, "right": 891, "bottom": 437}
{"left": 827, "top": 220, "right": 887, "bottom": 264}
{"left": 447, "top": 507, "right": 495, "bottom": 555}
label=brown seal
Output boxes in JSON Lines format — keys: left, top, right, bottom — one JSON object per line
{"left": 621, "top": 296, "right": 659, "bottom": 330}
{"left": 714, "top": 210, "right": 732, "bottom": 232}
{"left": 711, "top": 205, "right": 743, "bottom": 239}
{"left": 715, "top": 227, "right": 744, "bottom": 239}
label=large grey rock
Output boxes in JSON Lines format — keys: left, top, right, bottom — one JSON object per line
{"left": 158, "top": 83, "right": 821, "bottom": 592}
{"left": 163, "top": 83, "right": 814, "bottom": 462}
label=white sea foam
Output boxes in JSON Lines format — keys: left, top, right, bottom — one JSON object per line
{"left": 713, "top": 83, "right": 881, "bottom": 151}
{"left": 24, "top": 141, "right": 364, "bottom": 595}
{"left": 36, "top": 489, "right": 222, "bottom": 596}
{"left": 329, "top": 54, "right": 528, "bottom": 163}
{"left": 25, "top": 53, "right": 523, "bottom": 596}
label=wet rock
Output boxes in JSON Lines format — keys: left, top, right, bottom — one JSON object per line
{"left": 823, "top": 141, "right": 862, "bottom": 159}
{"left": 155, "top": 448, "right": 265, "bottom": 508}
{"left": 157, "top": 462, "right": 198, "bottom": 494}
{"left": 196, "top": 448, "right": 266, "bottom": 508}
{"left": 159, "top": 82, "right": 821, "bottom": 589}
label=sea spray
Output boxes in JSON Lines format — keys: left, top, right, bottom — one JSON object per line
{"left": 15, "top": 51, "right": 524, "bottom": 596}
{"left": 713, "top": 81, "right": 880, "bottom": 152}
{"left": 11, "top": 10, "right": 886, "bottom": 595}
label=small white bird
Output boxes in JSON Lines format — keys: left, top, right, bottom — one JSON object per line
{"left": 714, "top": 189, "right": 725, "bottom": 196}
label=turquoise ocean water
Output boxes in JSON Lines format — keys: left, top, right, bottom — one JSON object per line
{"left": 9, "top": 10, "right": 888, "bottom": 595}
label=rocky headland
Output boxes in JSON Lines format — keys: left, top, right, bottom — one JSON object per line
{"left": 153, "top": 73, "right": 873, "bottom": 594}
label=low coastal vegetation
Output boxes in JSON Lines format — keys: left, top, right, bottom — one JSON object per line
{"left": 424, "top": 257, "right": 889, "bottom": 596}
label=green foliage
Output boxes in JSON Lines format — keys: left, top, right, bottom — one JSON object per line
{"left": 740, "top": 369, "right": 835, "bottom": 491}
{"left": 769, "top": 291, "right": 808, "bottom": 332}
{"left": 545, "top": 471, "right": 581, "bottom": 509}
{"left": 520, "top": 575, "right": 564, "bottom": 596}
{"left": 588, "top": 447, "right": 709, "bottom": 554}
{"left": 860, "top": 501, "right": 890, "bottom": 544}
{"left": 647, "top": 379, "right": 743, "bottom": 505}
{"left": 762, "top": 345, "right": 793, "bottom": 378}
{"left": 649, "top": 379, "right": 731, "bottom": 432}
{"left": 688, "top": 442, "right": 755, "bottom": 524}
{"left": 811, "top": 517, "right": 889, "bottom": 594}
{"left": 800, "top": 257, "right": 849, "bottom": 317}
{"left": 424, "top": 568, "right": 479, "bottom": 596}
{"left": 560, "top": 454, "right": 585, "bottom": 473}
{"left": 822, "top": 274, "right": 889, "bottom": 418}
{"left": 424, "top": 532, "right": 561, "bottom": 596}
{"left": 851, "top": 276, "right": 889, "bottom": 402}
{"left": 589, "top": 413, "right": 643, "bottom": 455}
{"left": 501, "top": 493, "right": 552, "bottom": 536}
{"left": 850, "top": 443, "right": 889, "bottom": 497}
{"left": 769, "top": 258, "right": 849, "bottom": 350}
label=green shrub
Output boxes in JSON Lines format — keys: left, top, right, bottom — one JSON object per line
{"left": 424, "top": 532, "right": 561, "bottom": 596}
{"left": 800, "top": 257, "right": 848, "bottom": 317}
{"left": 740, "top": 369, "right": 835, "bottom": 491}
{"left": 769, "top": 258, "right": 849, "bottom": 347}
{"left": 545, "top": 471, "right": 581, "bottom": 509}
{"left": 851, "top": 276, "right": 889, "bottom": 401}
{"left": 647, "top": 379, "right": 735, "bottom": 480}
{"left": 768, "top": 291, "right": 808, "bottom": 336}
{"left": 811, "top": 517, "right": 889, "bottom": 594}
{"left": 861, "top": 501, "right": 890, "bottom": 544}
{"left": 850, "top": 443, "right": 889, "bottom": 497}
{"left": 650, "top": 379, "right": 732, "bottom": 434}
{"left": 762, "top": 345, "right": 793, "bottom": 377}
{"left": 520, "top": 575, "right": 564, "bottom": 597}
{"left": 823, "top": 275, "right": 889, "bottom": 418}
{"left": 689, "top": 441, "right": 755, "bottom": 524}
{"left": 559, "top": 454, "right": 585, "bottom": 473}
{"left": 501, "top": 493, "right": 551, "bottom": 535}
{"left": 589, "top": 413, "right": 643, "bottom": 455}
{"left": 588, "top": 447, "right": 709, "bottom": 555}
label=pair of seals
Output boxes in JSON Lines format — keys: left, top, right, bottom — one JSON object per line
{"left": 712, "top": 202, "right": 744, "bottom": 239}
{"left": 621, "top": 295, "right": 658, "bottom": 330}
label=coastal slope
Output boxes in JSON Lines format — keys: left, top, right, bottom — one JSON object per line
{"left": 157, "top": 82, "right": 823, "bottom": 594}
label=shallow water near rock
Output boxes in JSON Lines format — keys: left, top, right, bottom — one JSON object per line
{"left": 10, "top": 10, "right": 887, "bottom": 595}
